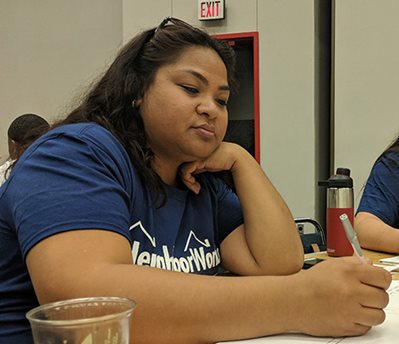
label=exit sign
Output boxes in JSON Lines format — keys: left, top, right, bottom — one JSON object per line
{"left": 198, "top": 0, "right": 224, "bottom": 21}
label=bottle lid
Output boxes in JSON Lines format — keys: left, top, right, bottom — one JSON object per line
{"left": 336, "top": 167, "right": 350, "bottom": 176}
{"left": 318, "top": 168, "right": 353, "bottom": 188}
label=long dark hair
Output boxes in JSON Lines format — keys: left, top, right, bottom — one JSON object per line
{"left": 15, "top": 18, "right": 236, "bottom": 204}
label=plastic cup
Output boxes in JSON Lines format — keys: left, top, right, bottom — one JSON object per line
{"left": 26, "top": 296, "right": 136, "bottom": 344}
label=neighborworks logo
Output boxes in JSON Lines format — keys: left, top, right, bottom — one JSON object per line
{"left": 129, "top": 221, "right": 220, "bottom": 273}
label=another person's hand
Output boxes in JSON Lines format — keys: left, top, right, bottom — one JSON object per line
{"left": 293, "top": 257, "right": 391, "bottom": 337}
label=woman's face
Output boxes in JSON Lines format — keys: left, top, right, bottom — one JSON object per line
{"left": 138, "top": 46, "right": 230, "bottom": 165}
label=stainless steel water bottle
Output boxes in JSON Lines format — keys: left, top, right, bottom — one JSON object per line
{"left": 319, "top": 168, "right": 354, "bottom": 257}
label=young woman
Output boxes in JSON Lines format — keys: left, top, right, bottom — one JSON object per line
{"left": 0, "top": 17, "right": 390, "bottom": 344}
{"left": 356, "top": 134, "right": 399, "bottom": 253}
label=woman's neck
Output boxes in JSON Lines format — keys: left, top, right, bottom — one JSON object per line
{"left": 152, "top": 156, "right": 180, "bottom": 187}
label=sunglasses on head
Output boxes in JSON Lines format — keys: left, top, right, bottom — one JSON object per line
{"left": 155, "top": 17, "right": 199, "bottom": 34}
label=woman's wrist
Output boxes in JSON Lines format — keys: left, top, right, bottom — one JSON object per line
{"left": 227, "top": 143, "right": 256, "bottom": 175}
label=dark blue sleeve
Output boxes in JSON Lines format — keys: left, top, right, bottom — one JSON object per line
{"left": 357, "top": 152, "right": 399, "bottom": 227}
{"left": 6, "top": 125, "right": 134, "bottom": 258}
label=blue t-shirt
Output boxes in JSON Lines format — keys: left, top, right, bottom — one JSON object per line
{"left": 357, "top": 151, "right": 399, "bottom": 228}
{"left": 0, "top": 123, "right": 243, "bottom": 342}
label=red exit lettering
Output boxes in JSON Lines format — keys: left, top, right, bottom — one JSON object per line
{"left": 200, "top": 1, "right": 221, "bottom": 18}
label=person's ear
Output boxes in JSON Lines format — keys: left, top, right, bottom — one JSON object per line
{"left": 8, "top": 139, "right": 18, "bottom": 160}
{"left": 132, "top": 98, "right": 143, "bottom": 109}
{"left": 135, "top": 98, "right": 143, "bottom": 107}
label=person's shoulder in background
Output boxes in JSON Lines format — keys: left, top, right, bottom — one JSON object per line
{"left": 0, "top": 159, "right": 13, "bottom": 186}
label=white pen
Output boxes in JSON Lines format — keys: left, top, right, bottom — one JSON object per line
{"left": 340, "top": 213, "right": 364, "bottom": 262}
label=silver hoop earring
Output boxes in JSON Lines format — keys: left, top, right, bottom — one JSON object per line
{"left": 132, "top": 100, "right": 137, "bottom": 108}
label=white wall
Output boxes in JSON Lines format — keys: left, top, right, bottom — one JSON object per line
{"left": 333, "top": 0, "right": 399, "bottom": 206}
{"left": 122, "top": 0, "right": 317, "bottom": 219}
{"left": 258, "top": 0, "right": 316, "bottom": 218}
{"left": 0, "top": 0, "right": 123, "bottom": 161}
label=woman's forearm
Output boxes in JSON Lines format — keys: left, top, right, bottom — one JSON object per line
{"left": 230, "top": 145, "right": 304, "bottom": 274}
{"left": 355, "top": 212, "right": 399, "bottom": 253}
{"left": 26, "top": 230, "right": 391, "bottom": 344}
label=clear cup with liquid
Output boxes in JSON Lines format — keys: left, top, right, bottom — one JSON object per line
{"left": 26, "top": 296, "right": 136, "bottom": 344}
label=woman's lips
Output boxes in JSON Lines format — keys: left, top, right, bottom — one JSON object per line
{"left": 194, "top": 124, "right": 216, "bottom": 138}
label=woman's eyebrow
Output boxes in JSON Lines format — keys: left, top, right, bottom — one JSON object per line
{"left": 181, "top": 69, "right": 230, "bottom": 91}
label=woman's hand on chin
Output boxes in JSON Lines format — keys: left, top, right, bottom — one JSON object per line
{"left": 179, "top": 142, "right": 247, "bottom": 193}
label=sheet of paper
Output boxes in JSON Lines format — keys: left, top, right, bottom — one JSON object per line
{"left": 218, "top": 280, "right": 399, "bottom": 344}
{"left": 379, "top": 256, "right": 399, "bottom": 264}
{"left": 373, "top": 263, "right": 399, "bottom": 273}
